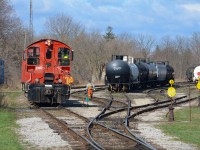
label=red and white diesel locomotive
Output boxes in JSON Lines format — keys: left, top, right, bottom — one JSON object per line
{"left": 21, "top": 39, "right": 74, "bottom": 104}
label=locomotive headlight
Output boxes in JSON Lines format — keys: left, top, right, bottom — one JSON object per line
{"left": 35, "top": 78, "right": 39, "bottom": 83}
{"left": 45, "top": 39, "right": 52, "bottom": 46}
{"left": 58, "top": 79, "right": 62, "bottom": 83}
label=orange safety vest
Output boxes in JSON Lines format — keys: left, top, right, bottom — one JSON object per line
{"left": 87, "top": 86, "right": 93, "bottom": 99}
{"left": 65, "top": 76, "right": 74, "bottom": 85}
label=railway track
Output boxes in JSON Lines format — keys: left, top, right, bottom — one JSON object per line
{"left": 86, "top": 92, "right": 155, "bottom": 150}
{"left": 35, "top": 107, "right": 98, "bottom": 149}
{"left": 15, "top": 82, "right": 200, "bottom": 149}
{"left": 33, "top": 90, "right": 156, "bottom": 149}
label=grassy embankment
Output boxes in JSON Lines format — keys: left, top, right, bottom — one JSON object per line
{"left": 158, "top": 107, "right": 200, "bottom": 147}
{"left": 0, "top": 91, "right": 23, "bottom": 150}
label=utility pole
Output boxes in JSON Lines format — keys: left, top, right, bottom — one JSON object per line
{"left": 29, "top": 0, "right": 33, "bottom": 42}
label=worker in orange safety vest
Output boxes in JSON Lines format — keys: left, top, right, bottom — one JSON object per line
{"left": 86, "top": 80, "right": 95, "bottom": 99}
{"left": 65, "top": 72, "right": 74, "bottom": 86}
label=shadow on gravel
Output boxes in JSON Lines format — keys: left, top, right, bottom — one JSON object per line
{"left": 64, "top": 100, "right": 99, "bottom": 108}
{"left": 34, "top": 99, "right": 99, "bottom": 108}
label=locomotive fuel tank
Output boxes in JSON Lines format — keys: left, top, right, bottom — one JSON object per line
{"left": 106, "top": 60, "right": 130, "bottom": 84}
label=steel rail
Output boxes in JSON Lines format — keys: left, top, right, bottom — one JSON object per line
{"left": 124, "top": 93, "right": 156, "bottom": 150}
{"left": 128, "top": 96, "right": 198, "bottom": 119}
{"left": 97, "top": 95, "right": 187, "bottom": 119}
{"left": 95, "top": 122, "right": 152, "bottom": 149}
{"left": 86, "top": 92, "right": 114, "bottom": 150}
{"left": 86, "top": 92, "right": 155, "bottom": 149}
{"left": 38, "top": 108, "right": 100, "bottom": 149}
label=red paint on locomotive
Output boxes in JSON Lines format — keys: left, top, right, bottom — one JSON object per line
{"left": 21, "top": 39, "right": 74, "bottom": 104}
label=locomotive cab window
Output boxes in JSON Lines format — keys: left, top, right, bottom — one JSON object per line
{"left": 27, "top": 47, "right": 40, "bottom": 65}
{"left": 58, "top": 48, "right": 70, "bottom": 66}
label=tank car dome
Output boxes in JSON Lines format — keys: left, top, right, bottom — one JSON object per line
{"left": 106, "top": 60, "right": 130, "bottom": 75}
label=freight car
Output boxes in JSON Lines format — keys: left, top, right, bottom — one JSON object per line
{"left": 105, "top": 55, "right": 174, "bottom": 92}
{"left": 186, "top": 65, "right": 199, "bottom": 82}
{"left": 21, "top": 39, "right": 74, "bottom": 104}
{"left": 186, "top": 65, "right": 200, "bottom": 83}
{"left": 0, "top": 59, "right": 4, "bottom": 85}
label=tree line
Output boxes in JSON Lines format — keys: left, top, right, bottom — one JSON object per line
{"left": 0, "top": 0, "right": 200, "bottom": 88}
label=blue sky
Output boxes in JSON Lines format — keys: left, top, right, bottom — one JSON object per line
{"left": 11, "top": 0, "right": 200, "bottom": 38}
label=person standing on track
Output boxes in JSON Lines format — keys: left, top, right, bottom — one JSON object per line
{"left": 86, "top": 80, "right": 95, "bottom": 99}
{"left": 84, "top": 80, "right": 95, "bottom": 106}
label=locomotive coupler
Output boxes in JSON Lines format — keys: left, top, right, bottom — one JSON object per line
{"left": 44, "top": 89, "right": 53, "bottom": 95}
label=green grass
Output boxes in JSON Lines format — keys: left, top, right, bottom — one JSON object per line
{"left": 158, "top": 107, "right": 200, "bottom": 147}
{"left": 0, "top": 108, "right": 23, "bottom": 150}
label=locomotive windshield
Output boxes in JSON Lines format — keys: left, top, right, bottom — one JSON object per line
{"left": 58, "top": 48, "right": 70, "bottom": 66}
{"left": 27, "top": 47, "right": 40, "bottom": 65}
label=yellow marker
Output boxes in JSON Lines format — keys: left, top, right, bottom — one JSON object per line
{"left": 169, "top": 79, "right": 174, "bottom": 85}
{"left": 167, "top": 87, "right": 176, "bottom": 98}
{"left": 196, "top": 81, "right": 200, "bottom": 90}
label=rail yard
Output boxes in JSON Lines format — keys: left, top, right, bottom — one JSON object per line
{"left": 1, "top": 82, "right": 197, "bottom": 150}
{"left": 1, "top": 0, "right": 200, "bottom": 150}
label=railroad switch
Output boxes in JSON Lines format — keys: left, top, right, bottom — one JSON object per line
{"left": 168, "top": 105, "right": 174, "bottom": 122}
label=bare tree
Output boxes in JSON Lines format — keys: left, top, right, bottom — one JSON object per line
{"left": 134, "top": 34, "right": 155, "bottom": 58}
{"left": 190, "top": 32, "right": 200, "bottom": 64}
{"left": 45, "top": 13, "right": 84, "bottom": 44}
{"left": 0, "top": 0, "right": 25, "bottom": 88}
{"left": 175, "top": 35, "right": 191, "bottom": 78}
{"left": 73, "top": 31, "right": 107, "bottom": 81}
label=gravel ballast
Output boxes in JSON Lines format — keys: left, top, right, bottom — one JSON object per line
{"left": 17, "top": 117, "right": 71, "bottom": 149}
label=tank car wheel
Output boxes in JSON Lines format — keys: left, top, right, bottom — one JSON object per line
{"left": 108, "top": 85, "right": 112, "bottom": 91}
